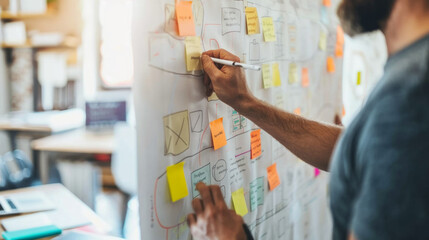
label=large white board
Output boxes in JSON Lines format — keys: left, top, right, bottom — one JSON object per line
{"left": 133, "top": 0, "right": 343, "bottom": 239}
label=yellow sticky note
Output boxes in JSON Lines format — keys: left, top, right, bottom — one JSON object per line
{"left": 166, "top": 162, "right": 189, "bottom": 202}
{"left": 262, "top": 17, "right": 276, "bottom": 42}
{"left": 210, "top": 118, "right": 227, "bottom": 150}
{"left": 245, "top": 7, "right": 260, "bottom": 35}
{"left": 357, "top": 71, "right": 362, "bottom": 85}
{"left": 289, "top": 63, "right": 298, "bottom": 84}
{"left": 319, "top": 31, "right": 327, "bottom": 51}
{"left": 272, "top": 63, "right": 281, "bottom": 87}
{"left": 302, "top": 68, "right": 310, "bottom": 87}
{"left": 232, "top": 188, "right": 248, "bottom": 217}
{"left": 176, "top": 1, "right": 196, "bottom": 36}
{"left": 327, "top": 57, "right": 335, "bottom": 73}
{"left": 262, "top": 64, "right": 273, "bottom": 89}
{"left": 185, "top": 36, "right": 202, "bottom": 71}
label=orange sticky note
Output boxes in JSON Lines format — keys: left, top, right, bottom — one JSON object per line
{"left": 294, "top": 108, "right": 301, "bottom": 116}
{"left": 267, "top": 163, "right": 280, "bottom": 190}
{"left": 250, "top": 129, "right": 261, "bottom": 159}
{"left": 176, "top": 1, "right": 196, "bottom": 36}
{"left": 337, "top": 25, "right": 345, "bottom": 46}
{"left": 327, "top": 57, "right": 335, "bottom": 73}
{"left": 302, "top": 68, "right": 309, "bottom": 87}
{"left": 335, "top": 42, "right": 343, "bottom": 57}
{"left": 342, "top": 105, "right": 346, "bottom": 117}
{"left": 210, "top": 118, "right": 227, "bottom": 150}
{"left": 323, "top": 0, "right": 332, "bottom": 7}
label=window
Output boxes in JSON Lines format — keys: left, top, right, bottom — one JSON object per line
{"left": 98, "top": 0, "right": 134, "bottom": 88}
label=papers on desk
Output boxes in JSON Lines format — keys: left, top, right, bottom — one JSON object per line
{"left": 0, "top": 109, "right": 85, "bottom": 132}
{"left": 53, "top": 231, "right": 125, "bottom": 240}
{"left": 0, "top": 191, "right": 55, "bottom": 216}
{"left": 2, "top": 210, "right": 91, "bottom": 232}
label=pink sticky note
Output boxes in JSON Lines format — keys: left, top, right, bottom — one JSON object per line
{"left": 314, "top": 168, "right": 321, "bottom": 177}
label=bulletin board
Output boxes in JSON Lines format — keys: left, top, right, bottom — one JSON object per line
{"left": 133, "top": 0, "right": 343, "bottom": 239}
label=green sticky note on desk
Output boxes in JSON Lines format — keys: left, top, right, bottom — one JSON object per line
{"left": 167, "top": 162, "right": 189, "bottom": 202}
{"left": 232, "top": 188, "right": 248, "bottom": 217}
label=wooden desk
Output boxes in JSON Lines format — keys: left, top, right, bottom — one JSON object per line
{"left": 0, "top": 184, "right": 111, "bottom": 239}
{"left": 32, "top": 129, "right": 114, "bottom": 154}
{"left": 31, "top": 129, "right": 114, "bottom": 184}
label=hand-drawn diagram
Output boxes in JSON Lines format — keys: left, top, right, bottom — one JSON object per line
{"left": 134, "top": 0, "right": 343, "bottom": 239}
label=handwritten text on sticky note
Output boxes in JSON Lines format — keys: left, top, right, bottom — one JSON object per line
{"left": 251, "top": 129, "right": 262, "bottom": 159}
{"left": 262, "top": 64, "right": 273, "bottom": 89}
{"left": 176, "top": 1, "right": 196, "bottom": 36}
{"left": 262, "top": 17, "right": 276, "bottom": 42}
{"left": 245, "top": 7, "right": 260, "bottom": 35}
{"left": 232, "top": 188, "right": 248, "bottom": 216}
{"left": 185, "top": 36, "right": 202, "bottom": 71}
{"left": 210, "top": 118, "right": 227, "bottom": 150}
{"left": 267, "top": 163, "right": 281, "bottom": 190}
{"left": 167, "top": 162, "right": 189, "bottom": 202}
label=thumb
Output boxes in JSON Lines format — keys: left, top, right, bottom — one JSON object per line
{"left": 201, "top": 55, "right": 222, "bottom": 81}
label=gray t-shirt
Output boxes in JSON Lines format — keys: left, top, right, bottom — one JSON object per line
{"left": 330, "top": 33, "right": 429, "bottom": 240}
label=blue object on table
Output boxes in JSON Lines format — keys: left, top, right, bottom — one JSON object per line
{"left": 2, "top": 225, "right": 62, "bottom": 240}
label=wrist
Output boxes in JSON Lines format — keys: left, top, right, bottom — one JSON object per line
{"left": 233, "top": 93, "right": 257, "bottom": 116}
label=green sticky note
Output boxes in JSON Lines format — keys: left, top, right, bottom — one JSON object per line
{"left": 249, "top": 177, "right": 264, "bottom": 212}
{"left": 191, "top": 163, "right": 211, "bottom": 198}
{"left": 262, "top": 64, "right": 273, "bottom": 89}
{"left": 272, "top": 63, "right": 281, "bottom": 87}
{"left": 357, "top": 71, "right": 362, "bottom": 85}
{"left": 289, "top": 63, "right": 298, "bottom": 84}
{"left": 167, "top": 162, "right": 189, "bottom": 202}
{"left": 232, "top": 188, "right": 248, "bottom": 217}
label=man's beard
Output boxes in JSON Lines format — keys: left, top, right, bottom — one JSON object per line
{"left": 337, "top": 0, "right": 397, "bottom": 36}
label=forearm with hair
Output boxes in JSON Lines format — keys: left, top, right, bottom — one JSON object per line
{"left": 237, "top": 96, "right": 343, "bottom": 171}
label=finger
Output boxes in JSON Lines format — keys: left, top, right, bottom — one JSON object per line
{"left": 192, "top": 198, "right": 204, "bottom": 214}
{"left": 187, "top": 213, "right": 197, "bottom": 227}
{"left": 196, "top": 182, "right": 214, "bottom": 208}
{"left": 209, "top": 185, "right": 227, "bottom": 209}
{"left": 201, "top": 55, "right": 223, "bottom": 81}
{"left": 202, "top": 49, "right": 240, "bottom": 62}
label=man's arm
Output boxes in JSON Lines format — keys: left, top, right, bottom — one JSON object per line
{"left": 201, "top": 49, "right": 342, "bottom": 171}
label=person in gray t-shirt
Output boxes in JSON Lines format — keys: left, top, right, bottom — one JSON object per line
{"left": 185, "top": 0, "right": 429, "bottom": 240}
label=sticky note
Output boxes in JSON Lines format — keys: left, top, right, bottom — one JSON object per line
{"left": 208, "top": 92, "right": 219, "bottom": 101}
{"left": 164, "top": 111, "right": 190, "bottom": 155}
{"left": 302, "top": 68, "right": 309, "bottom": 87}
{"left": 250, "top": 129, "right": 261, "bottom": 159}
{"left": 210, "top": 118, "right": 227, "bottom": 150}
{"left": 272, "top": 63, "right": 281, "bottom": 87}
{"left": 327, "top": 57, "right": 335, "bottom": 73}
{"left": 294, "top": 108, "right": 301, "bottom": 116}
{"left": 232, "top": 188, "right": 248, "bottom": 216}
{"left": 356, "top": 71, "right": 362, "bottom": 85}
{"left": 167, "top": 162, "right": 189, "bottom": 202}
{"left": 335, "top": 43, "right": 343, "bottom": 57}
{"left": 323, "top": 0, "right": 332, "bottom": 7}
{"left": 267, "top": 163, "right": 280, "bottom": 190}
{"left": 249, "top": 177, "right": 264, "bottom": 212}
{"left": 185, "top": 36, "right": 202, "bottom": 71}
{"left": 176, "top": 1, "right": 196, "bottom": 36}
{"left": 342, "top": 106, "right": 346, "bottom": 117}
{"left": 319, "top": 31, "right": 327, "bottom": 51}
{"left": 289, "top": 63, "right": 298, "bottom": 84}
{"left": 314, "top": 168, "right": 321, "bottom": 177}
{"left": 262, "top": 17, "right": 276, "bottom": 42}
{"left": 320, "top": 7, "right": 329, "bottom": 25}
{"left": 337, "top": 25, "right": 345, "bottom": 46}
{"left": 245, "top": 7, "right": 260, "bottom": 35}
{"left": 262, "top": 64, "right": 273, "bottom": 89}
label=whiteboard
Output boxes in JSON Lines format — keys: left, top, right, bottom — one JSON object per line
{"left": 133, "top": 0, "right": 343, "bottom": 239}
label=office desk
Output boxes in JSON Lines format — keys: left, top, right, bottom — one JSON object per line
{"left": 0, "top": 184, "right": 111, "bottom": 240}
{"left": 31, "top": 129, "right": 114, "bottom": 184}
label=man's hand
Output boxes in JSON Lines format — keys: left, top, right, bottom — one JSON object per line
{"left": 201, "top": 49, "right": 254, "bottom": 111}
{"left": 187, "top": 182, "right": 247, "bottom": 240}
